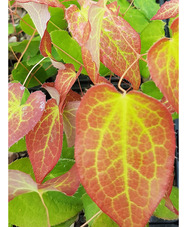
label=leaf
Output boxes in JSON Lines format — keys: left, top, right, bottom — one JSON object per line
{"left": 26, "top": 98, "right": 63, "bottom": 183}
{"left": 9, "top": 192, "right": 49, "bottom": 227}
{"left": 8, "top": 82, "right": 46, "bottom": 147}
{"left": 51, "top": 215, "right": 78, "bottom": 227}
{"left": 139, "top": 20, "right": 165, "bottom": 78}
{"left": 63, "top": 101, "right": 81, "bottom": 147}
{"left": 38, "top": 164, "right": 80, "bottom": 195}
{"left": 147, "top": 17, "right": 179, "bottom": 113}
{"left": 16, "top": 0, "right": 63, "bottom": 8}
{"left": 18, "top": 2, "right": 50, "bottom": 37}
{"left": 81, "top": 1, "right": 106, "bottom": 83}
{"left": 9, "top": 157, "right": 36, "bottom": 181}
{"left": 9, "top": 170, "right": 38, "bottom": 201}
{"left": 133, "top": 0, "right": 160, "bottom": 20}
{"left": 40, "top": 28, "right": 53, "bottom": 58}
{"left": 55, "top": 64, "right": 80, "bottom": 105}
{"left": 8, "top": 23, "right": 15, "bottom": 35}
{"left": 42, "top": 83, "right": 61, "bottom": 106}
{"left": 151, "top": 0, "right": 179, "bottom": 20}
{"left": 141, "top": 81, "right": 163, "bottom": 100}
{"left": 12, "top": 61, "right": 50, "bottom": 88}
{"left": 153, "top": 186, "right": 179, "bottom": 220}
{"left": 42, "top": 191, "right": 83, "bottom": 226}
{"left": 61, "top": 133, "right": 75, "bottom": 159}
{"left": 75, "top": 84, "right": 176, "bottom": 226}
{"left": 19, "top": 13, "right": 38, "bottom": 35}
{"left": 82, "top": 193, "right": 118, "bottom": 227}
{"left": 9, "top": 137, "right": 27, "bottom": 153}
{"left": 100, "top": 4, "right": 141, "bottom": 89}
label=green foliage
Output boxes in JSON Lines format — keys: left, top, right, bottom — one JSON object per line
{"left": 141, "top": 80, "right": 163, "bottom": 100}
{"left": 20, "top": 13, "right": 38, "bottom": 36}
{"left": 9, "top": 136, "right": 27, "bottom": 153}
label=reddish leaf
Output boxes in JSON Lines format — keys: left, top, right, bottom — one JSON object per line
{"left": 147, "top": 17, "right": 179, "bottom": 113}
{"left": 26, "top": 99, "right": 63, "bottom": 184}
{"left": 9, "top": 170, "right": 38, "bottom": 201}
{"left": 63, "top": 101, "right": 81, "bottom": 147}
{"left": 16, "top": 0, "right": 63, "bottom": 8}
{"left": 40, "top": 28, "right": 53, "bottom": 58}
{"left": 151, "top": 0, "right": 179, "bottom": 20}
{"left": 66, "top": 1, "right": 141, "bottom": 89}
{"left": 65, "top": 1, "right": 92, "bottom": 46}
{"left": 164, "top": 195, "right": 179, "bottom": 216}
{"left": 100, "top": 5, "right": 141, "bottom": 90}
{"left": 38, "top": 165, "right": 80, "bottom": 196}
{"left": 65, "top": 90, "right": 82, "bottom": 103}
{"left": 75, "top": 84, "right": 176, "bottom": 226}
{"left": 55, "top": 64, "right": 81, "bottom": 105}
{"left": 51, "top": 59, "right": 66, "bottom": 70}
{"left": 8, "top": 82, "right": 46, "bottom": 148}
{"left": 160, "top": 96, "right": 175, "bottom": 114}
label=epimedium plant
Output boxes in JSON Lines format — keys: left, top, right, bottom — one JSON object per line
{"left": 8, "top": 0, "right": 179, "bottom": 226}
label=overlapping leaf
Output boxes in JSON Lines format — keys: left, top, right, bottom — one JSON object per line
{"left": 63, "top": 101, "right": 81, "bottom": 147}
{"left": 151, "top": 0, "right": 179, "bottom": 20}
{"left": 66, "top": 1, "right": 141, "bottom": 89}
{"left": 9, "top": 170, "right": 38, "bottom": 201}
{"left": 147, "top": 18, "right": 179, "bottom": 113}
{"left": 26, "top": 98, "right": 63, "bottom": 183}
{"left": 75, "top": 84, "right": 176, "bottom": 226}
{"left": 8, "top": 82, "right": 46, "bottom": 148}
{"left": 38, "top": 165, "right": 80, "bottom": 195}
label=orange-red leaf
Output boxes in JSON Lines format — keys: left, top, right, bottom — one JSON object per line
{"left": 63, "top": 101, "right": 81, "bottom": 147}
{"left": 147, "top": 18, "right": 179, "bottom": 113}
{"left": 75, "top": 84, "right": 176, "bottom": 226}
{"left": 151, "top": 0, "right": 179, "bottom": 20}
{"left": 40, "top": 28, "right": 53, "bottom": 58}
{"left": 26, "top": 98, "right": 63, "bottom": 184}
{"left": 55, "top": 64, "right": 80, "bottom": 105}
{"left": 8, "top": 82, "right": 46, "bottom": 148}
{"left": 38, "top": 165, "right": 80, "bottom": 195}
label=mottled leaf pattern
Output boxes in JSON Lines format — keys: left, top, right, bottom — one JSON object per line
{"left": 16, "top": 0, "right": 63, "bottom": 8}
{"left": 75, "top": 84, "right": 176, "bottom": 226}
{"left": 8, "top": 82, "right": 46, "bottom": 148}
{"left": 147, "top": 18, "right": 179, "bottom": 113}
{"left": 151, "top": 0, "right": 179, "bottom": 20}
{"left": 26, "top": 99, "right": 63, "bottom": 183}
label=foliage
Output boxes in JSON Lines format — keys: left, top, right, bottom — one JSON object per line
{"left": 8, "top": 0, "right": 179, "bottom": 226}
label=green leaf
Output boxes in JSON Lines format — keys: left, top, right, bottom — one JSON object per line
{"left": 12, "top": 61, "right": 49, "bottom": 88}
{"left": 134, "top": 0, "right": 160, "bottom": 20}
{"left": 153, "top": 186, "right": 179, "bottom": 220}
{"left": 52, "top": 215, "right": 78, "bottom": 227}
{"left": 139, "top": 20, "right": 165, "bottom": 78}
{"left": 62, "top": 134, "right": 75, "bottom": 159}
{"left": 42, "top": 191, "right": 83, "bottom": 226}
{"left": 123, "top": 8, "right": 149, "bottom": 33}
{"left": 47, "top": 7, "right": 67, "bottom": 32}
{"left": 50, "top": 30, "right": 110, "bottom": 76}
{"left": 141, "top": 80, "right": 163, "bottom": 100}
{"left": 82, "top": 193, "right": 118, "bottom": 226}
{"left": 8, "top": 24, "right": 14, "bottom": 35}
{"left": 9, "top": 137, "right": 27, "bottom": 153}
{"left": 59, "top": 0, "right": 80, "bottom": 8}
{"left": 20, "top": 13, "right": 38, "bottom": 36}
{"left": 20, "top": 87, "right": 30, "bottom": 105}
{"left": 172, "top": 112, "right": 179, "bottom": 120}
{"left": 8, "top": 157, "right": 35, "bottom": 181}
{"left": 9, "top": 192, "right": 48, "bottom": 227}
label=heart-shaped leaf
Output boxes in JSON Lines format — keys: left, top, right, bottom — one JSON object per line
{"left": 147, "top": 17, "right": 179, "bottom": 113}
{"left": 26, "top": 98, "right": 63, "bottom": 183}
{"left": 8, "top": 82, "right": 46, "bottom": 148}
{"left": 151, "top": 0, "right": 179, "bottom": 20}
{"left": 75, "top": 84, "right": 176, "bottom": 226}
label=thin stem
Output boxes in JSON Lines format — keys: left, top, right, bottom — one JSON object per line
{"left": 118, "top": 57, "right": 140, "bottom": 94}
{"left": 15, "top": 29, "right": 37, "bottom": 69}
{"left": 122, "top": 0, "right": 134, "bottom": 16}
{"left": 25, "top": 64, "right": 43, "bottom": 87}
{"left": 80, "top": 210, "right": 102, "bottom": 227}
{"left": 77, "top": 77, "right": 83, "bottom": 96}
{"left": 52, "top": 42, "right": 85, "bottom": 68}
{"left": 38, "top": 193, "right": 51, "bottom": 227}
{"left": 23, "top": 57, "right": 47, "bottom": 86}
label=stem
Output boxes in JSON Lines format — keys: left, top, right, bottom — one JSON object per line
{"left": 38, "top": 193, "right": 51, "bottom": 227}
{"left": 122, "top": 0, "right": 134, "bottom": 16}
{"left": 23, "top": 57, "right": 47, "bottom": 87}
{"left": 118, "top": 57, "right": 140, "bottom": 94}
{"left": 15, "top": 29, "right": 37, "bottom": 69}
{"left": 80, "top": 210, "right": 102, "bottom": 227}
